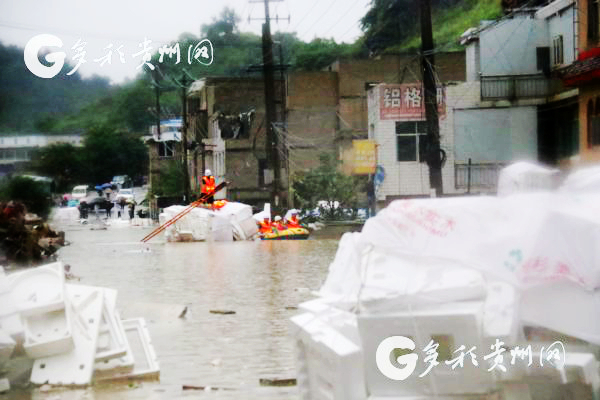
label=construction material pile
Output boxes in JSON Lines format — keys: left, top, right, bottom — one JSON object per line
{"left": 160, "top": 201, "right": 258, "bottom": 242}
{"left": 0, "top": 201, "right": 64, "bottom": 264}
{"left": 0, "top": 261, "right": 159, "bottom": 390}
{"left": 290, "top": 165, "right": 600, "bottom": 400}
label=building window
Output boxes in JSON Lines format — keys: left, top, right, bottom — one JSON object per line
{"left": 158, "top": 142, "right": 174, "bottom": 158}
{"left": 589, "top": 0, "right": 599, "bottom": 41}
{"left": 396, "top": 121, "right": 428, "bottom": 162}
{"left": 552, "top": 35, "right": 563, "bottom": 66}
{"left": 258, "top": 158, "right": 267, "bottom": 186}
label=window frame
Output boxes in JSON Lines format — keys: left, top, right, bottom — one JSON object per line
{"left": 395, "top": 121, "right": 428, "bottom": 163}
{"left": 552, "top": 35, "right": 564, "bottom": 66}
{"left": 157, "top": 141, "right": 175, "bottom": 158}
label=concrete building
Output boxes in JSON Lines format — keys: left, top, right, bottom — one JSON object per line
{"left": 0, "top": 133, "right": 83, "bottom": 175}
{"left": 561, "top": 0, "right": 600, "bottom": 163}
{"left": 178, "top": 55, "right": 465, "bottom": 208}
{"left": 369, "top": 0, "right": 580, "bottom": 205}
{"left": 187, "top": 77, "right": 285, "bottom": 206}
{"left": 144, "top": 119, "right": 184, "bottom": 202}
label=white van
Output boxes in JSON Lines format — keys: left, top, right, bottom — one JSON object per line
{"left": 71, "top": 185, "right": 89, "bottom": 200}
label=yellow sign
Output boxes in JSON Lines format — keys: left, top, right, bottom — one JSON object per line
{"left": 352, "top": 140, "right": 376, "bottom": 175}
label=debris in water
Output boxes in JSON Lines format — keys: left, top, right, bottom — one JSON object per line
{"left": 209, "top": 310, "right": 236, "bottom": 315}
{"left": 178, "top": 306, "right": 188, "bottom": 319}
{"left": 0, "top": 378, "right": 10, "bottom": 393}
{"left": 259, "top": 378, "right": 297, "bottom": 387}
{"left": 182, "top": 384, "right": 234, "bottom": 391}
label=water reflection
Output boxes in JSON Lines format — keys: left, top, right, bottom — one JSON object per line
{"left": 48, "top": 225, "right": 338, "bottom": 399}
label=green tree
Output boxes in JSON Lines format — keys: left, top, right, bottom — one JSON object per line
{"left": 81, "top": 125, "right": 148, "bottom": 184}
{"left": 30, "top": 143, "right": 83, "bottom": 193}
{"left": 152, "top": 161, "right": 184, "bottom": 197}
{"left": 291, "top": 153, "right": 361, "bottom": 220}
{"left": 0, "top": 176, "right": 53, "bottom": 218}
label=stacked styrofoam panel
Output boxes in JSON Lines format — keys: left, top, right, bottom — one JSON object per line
{"left": 357, "top": 301, "right": 495, "bottom": 398}
{"left": 290, "top": 305, "right": 367, "bottom": 400}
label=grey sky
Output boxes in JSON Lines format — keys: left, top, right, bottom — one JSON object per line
{"left": 0, "top": 0, "right": 370, "bottom": 84}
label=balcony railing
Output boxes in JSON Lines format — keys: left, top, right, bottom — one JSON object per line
{"left": 455, "top": 161, "right": 506, "bottom": 191}
{"left": 480, "top": 74, "right": 561, "bottom": 100}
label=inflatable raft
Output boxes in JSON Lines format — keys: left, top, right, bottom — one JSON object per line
{"left": 261, "top": 226, "right": 310, "bottom": 240}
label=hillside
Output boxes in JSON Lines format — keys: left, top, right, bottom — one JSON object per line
{"left": 0, "top": 43, "right": 111, "bottom": 133}
{"left": 398, "top": 0, "right": 503, "bottom": 52}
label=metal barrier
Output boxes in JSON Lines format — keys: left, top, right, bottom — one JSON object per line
{"left": 455, "top": 161, "right": 505, "bottom": 191}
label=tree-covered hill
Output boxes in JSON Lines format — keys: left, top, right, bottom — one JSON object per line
{"left": 0, "top": 43, "right": 111, "bottom": 133}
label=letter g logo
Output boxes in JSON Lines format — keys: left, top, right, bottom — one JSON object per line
{"left": 24, "top": 34, "right": 66, "bottom": 78}
{"left": 375, "top": 336, "right": 418, "bottom": 381}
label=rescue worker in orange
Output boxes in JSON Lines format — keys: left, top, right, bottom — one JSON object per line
{"left": 286, "top": 211, "right": 301, "bottom": 228}
{"left": 201, "top": 169, "right": 216, "bottom": 204}
{"left": 258, "top": 217, "right": 272, "bottom": 234}
{"left": 272, "top": 215, "right": 286, "bottom": 231}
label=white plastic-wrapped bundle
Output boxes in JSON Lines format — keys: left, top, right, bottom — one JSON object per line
{"left": 315, "top": 191, "right": 600, "bottom": 345}
{"left": 159, "top": 206, "right": 212, "bottom": 242}
{"left": 50, "top": 207, "right": 81, "bottom": 225}
{"left": 216, "top": 202, "right": 258, "bottom": 240}
{"left": 497, "top": 161, "right": 559, "bottom": 195}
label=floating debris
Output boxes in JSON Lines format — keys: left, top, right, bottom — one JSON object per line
{"left": 259, "top": 378, "right": 297, "bottom": 387}
{"left": 182, "top": 384, "right": 234, "bottom": 391}
{"left": 209, "top": 310, "right": 236, "bottom": 315}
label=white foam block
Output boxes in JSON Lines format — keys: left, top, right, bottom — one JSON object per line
{"left": 30, "top": 284, "right": 104, "bottom": 385}
{"left": 95, "top": 318, "right": 159, "bottom": 381}
{"left": 95, "top": 288, "right": 128, "bottom": 362}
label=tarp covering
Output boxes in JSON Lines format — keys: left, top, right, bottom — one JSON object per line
{"left": 317, "top": 189, "right": 600, "bottom": 345}
{"left": 497, "top": 161, "right": 559, "bottom": 195}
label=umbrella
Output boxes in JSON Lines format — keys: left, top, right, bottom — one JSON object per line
{"left": 95, "top": 183, "right": 113, "bottom": 191}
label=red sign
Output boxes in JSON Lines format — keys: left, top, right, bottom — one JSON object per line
{"left": 380, "top": 84, "right": 446, "bottom": 120}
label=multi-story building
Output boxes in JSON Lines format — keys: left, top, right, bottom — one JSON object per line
{"left": 369, "top": 0, "right": 582, "bottom": 206}
{"left": 0, "top": 133, "right": 83, "bottom": 175}
{"left": 561, "top": 0, "right": 600, "bottom": 162}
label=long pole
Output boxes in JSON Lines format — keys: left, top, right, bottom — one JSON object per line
{"left": 181, "top": 73, "right": 191, "bottom": 202}
{"left": 261, "top": 0, "right": 281, "bottom": 207}
{"left": 420, "top": 0, "right": 443, "bottom": 196}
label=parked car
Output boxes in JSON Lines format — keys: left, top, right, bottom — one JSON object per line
{"left": 71, "top": 185, "right": 89, "bottom": 200}
{"left": 115, "top": 188, "right": 135, "bottom": 203}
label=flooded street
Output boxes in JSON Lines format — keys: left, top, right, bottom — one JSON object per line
{"left": 49, "top": 221, "right": 340, "bottom": 399}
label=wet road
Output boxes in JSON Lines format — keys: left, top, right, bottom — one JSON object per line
{"left": 48, "top": 221, "right": 339, "bottom": 399}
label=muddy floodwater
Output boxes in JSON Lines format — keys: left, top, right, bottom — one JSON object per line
{"left": 21, "top": 221, "right": 341, "bottom": 399}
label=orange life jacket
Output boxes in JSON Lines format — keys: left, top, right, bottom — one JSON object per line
{"left": 258, "top": 220, "right": 272, "bottom": 233}
{"left": 287, "top": 215, "right": 300, "bottom": 228}
{"left": 201, "top": 175, "right": 215, "bottom": 195}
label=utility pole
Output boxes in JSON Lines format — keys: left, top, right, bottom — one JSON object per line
{"left": 420, "top": 0, "right": 444, "bottom": 196}
{"left": 180, "top": 73, "right": 191, "bottom": 202}
{"left": 150, "top": 69, "right": 161, "bottom": 139}
{"left": 251, "top": 0, "right": 283, "bottom": 207}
